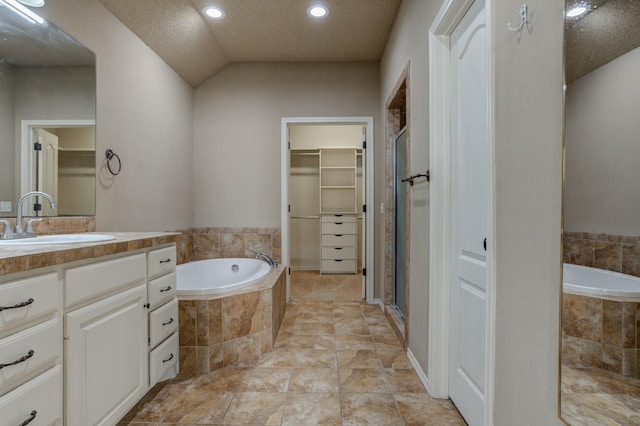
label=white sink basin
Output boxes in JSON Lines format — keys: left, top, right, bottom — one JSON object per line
{"left": 0, "top": 233, "right": 116, "bottom": 246}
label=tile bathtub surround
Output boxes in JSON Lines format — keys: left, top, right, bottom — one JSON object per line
{"left": 120, "top": 300, "right": 465, "bottom": 425}
{"left": 178, "top": 268, "right": 286, "bottom": 375}
{"left": 562, "top": 293, "right": 639, "bottom": 378}
{"left": 0, "top": 215, "right": 96, "bottom": 235}
{"left": 174, "top": 227, "right": 282, "bottom": 265}
{"left": 564, "top": 231, "right": 640, "bottom": 277}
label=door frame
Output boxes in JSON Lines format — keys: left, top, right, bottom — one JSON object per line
{"left": 428, "top": 0, "right": 495, "bottom": 424}
{"left": 20, "top": 119, "right": 95, "bottom": 198}
{"left": 281, "top": 116, "right": 375, "bottom": 304}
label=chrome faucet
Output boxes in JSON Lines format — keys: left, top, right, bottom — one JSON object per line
{"left": 14, "top": 191, "right": 57, "bottom": 238}
{"left": 256, "top": 252, "right": 278, "bottom": 269}
{"left": 0, "top": 219, "right": 14, "bottom": 240}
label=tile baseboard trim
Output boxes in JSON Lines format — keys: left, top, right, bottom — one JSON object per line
{"left": 407, "top": 347, "right": 430, "bottom": 394}
{"left": 372, "top": 298, "right": 385, "bottom": 312}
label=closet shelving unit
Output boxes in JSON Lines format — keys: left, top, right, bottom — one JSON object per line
{"left": 319, "top": 148, "right": 357, "bottom": 274}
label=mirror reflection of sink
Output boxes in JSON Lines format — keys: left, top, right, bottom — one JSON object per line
{"left": 0, "top": 234, "right": 116, "bottom": 246}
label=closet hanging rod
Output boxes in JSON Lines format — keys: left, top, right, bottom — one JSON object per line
{"left": 401, "top": 171, "right": 430, "bottom": 186}
{"left": 290, "top": 215, "right": 320, "bottom": 219}
{"left": 290, "top": 152, "right": 320, "bottom": 156}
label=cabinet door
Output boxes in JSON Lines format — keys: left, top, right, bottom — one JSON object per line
{"left": 65, "top": 284, "right": 148, "bottom": 426}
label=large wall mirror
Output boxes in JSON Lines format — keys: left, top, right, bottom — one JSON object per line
{"left": 561, "top": 0, "right": 640, "bottom": 423}
{"left": 0, "top": 3, "right": 96, "bottom": 218}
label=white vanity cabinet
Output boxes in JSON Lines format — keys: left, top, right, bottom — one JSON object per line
{"left": 64, "top": 253, "right": 148, "bottom": 426}
{"left": 146, "top": 246, "right": 179, "bottom": 387}
{"left": 0, "top": 272, "right": 63, "bottom": 425}
{"left": 0, "top": 238, "right": 179, "bottom": 425}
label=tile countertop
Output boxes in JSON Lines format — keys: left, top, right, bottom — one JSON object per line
{"left": 0, "top": 232, "right": 179, "bottom": 275}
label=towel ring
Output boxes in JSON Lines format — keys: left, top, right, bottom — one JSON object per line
{"left": 105, "top": 149, "right": 121, "bottom": 176}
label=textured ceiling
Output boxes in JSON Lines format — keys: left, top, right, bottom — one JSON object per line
{"left": 566, "top": 0, "right": 640, "bottom": 82}
{"left": 99, "top": 0, "right": 402, "bottom": 87}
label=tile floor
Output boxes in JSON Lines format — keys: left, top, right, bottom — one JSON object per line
{"left": 289, "top": 271, "right": 363, "bottom": 302}
{"left": 119, "top": 272, "right": 466, "bottom": 425}
{"left": 561, "top": 365, "right": 640, "bottom": 426}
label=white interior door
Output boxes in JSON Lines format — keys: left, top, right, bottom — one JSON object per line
{"left": 36, "top": 128, "right": 58, "bottom": 216}
{"left": 449, "top": 0, "right": 490, "bottom": 424}
{"left": 361, "top": 125, "right": 366, "bottom": 299}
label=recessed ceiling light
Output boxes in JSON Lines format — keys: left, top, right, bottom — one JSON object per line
{"left": 308, "top": 5, "right": 329, "bottom": 18}
{"left": 203, "top": 6, "right": 224, "bottom": 19}
{"left": 567, "top": 5, "right": 587, "bottom": 18}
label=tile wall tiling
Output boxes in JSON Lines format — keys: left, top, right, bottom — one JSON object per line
{"left": 4, "top": 216, "right": 97, "bottom": 234}
{"left": 178, "top": 227, "right": 281, "bottom": 264}
{"left": 562, "top": 231, "right": 640, "bottom": 378}
{"left": 562, "top": 293, "right": 639, "bottom": 378}
{"left": 564, "top": 231, "right": 640, "bottom": 277}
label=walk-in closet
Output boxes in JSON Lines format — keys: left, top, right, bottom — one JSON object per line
{"left": 288, "top": 124, "right": 365, "bottom": 301}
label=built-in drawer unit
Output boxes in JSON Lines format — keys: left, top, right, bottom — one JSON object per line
{"left": 321, "top": 259, "right": 357, "bottom": 274}
{"left": 321, "top": 246, "right": 356, "bottom": 260}
{"left": 0, "top": 365, "right": 63, "bottom": 425}
{"left": 0, "top": 273, "right": 59, "bottom": 336}
{"left": 147, "top": 246, "right": 176, "bottom": 279}
{"left": 321, "top": 222, "right": 357, "bottom": 235}
{"left": 148, "top": 272, "right": 176, "bottom": 309}
{"left": 149, "top": 298, "right": 178, "bottom": 348}
{"left": 321, "top": 234, "right": 357, "bottom": 247}
{"left": 65, "top": 253, "right": 146, "bottom": 309}
{"left": 146, "top": 245, "right": 179, "bottom": 387}
{"left": 149, "top": 333, "right": 178, "bottom": 387}
{"left": 320, "top": 213, "right": 357, "bottom": 274}
{"left": 0, "top": 318, "right": 60, "bottom": 395}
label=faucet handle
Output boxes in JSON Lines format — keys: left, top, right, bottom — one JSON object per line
{"left": 0, "top": 219, "right": 14, "bottom": 239}
{"left": 25, "top": 218, "right": 43, "bottom": 233}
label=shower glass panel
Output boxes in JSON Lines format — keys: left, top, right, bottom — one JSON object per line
{"left": 394, "top": 129, "right": 407, "bottom": 319}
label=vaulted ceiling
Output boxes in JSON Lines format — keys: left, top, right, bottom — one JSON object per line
{"left": 98, "top": 0, "right": 403, "bottom": 87}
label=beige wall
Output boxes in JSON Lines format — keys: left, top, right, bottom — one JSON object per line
{"left": 380, "top": 0, "right": 444, "bottom": 381}
{"left": 381, "top": 0, "right": 565, "bottom": 423}
{"left": 492, "top": 0, "right": 564, "bottom": 423}
{"left": 192, "top": 62, "right": 380, "bottom": 228}
{"left": 565, "top": 46, "right": 640, "bottom": 236}
{"left": 40, "top": 0, "right": 194, "bottom": 231}
{"left": 0, "top": 64, "right": 15, "bottom": 210}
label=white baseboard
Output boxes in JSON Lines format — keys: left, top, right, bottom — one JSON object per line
{"left": 407, "top": 348, "right": 430, "bottom": 393}
{"left": 372, "top": 298, "right": 384, "bottom": 311}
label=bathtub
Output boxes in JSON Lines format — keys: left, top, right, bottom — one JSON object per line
{"left": 177, "top": 258, "right": 271, "bottom": 296}
{"left": 563, "top": 263, "right": 640, "bottom": 301}
{"left": 175, "top": 258, "right": 286, "bottom": 375}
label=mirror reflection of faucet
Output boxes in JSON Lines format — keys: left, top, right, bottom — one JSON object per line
{"left": 0, "top": 191, "right": 57, "bottom": 240}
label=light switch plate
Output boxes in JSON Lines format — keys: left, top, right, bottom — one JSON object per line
{"left": 0, "top": 201, "right": 11, "bottom": 212}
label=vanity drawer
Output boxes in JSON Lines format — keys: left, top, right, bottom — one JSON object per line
{"left": 0, "top": 273, "right": 58, "bottom": 336}
{"left": 0, "top": 318, "right": 60, "bottom": 396}
{"left": 321, "top": 247, "right": 356, "bottom": 260}
{"left": 321, "top": 222, "right": 356, "bottom": 235}
{"left": 321, "top": 234, "right": 357, "bottom": 247}
{"left": 321, "top": 214, "right": 356, "bottom": 223}
{"left": 65, "top": 253, "right": 146, "bottom": 309}
{"left": 321, "top": 259, "right": 357, "bottom": 274}
{"left": 148, "top": 246, "right": 176, "bottom": 279}
{"left": 0, "top": 365, "right": 63, "bottom": 426}
{"left": 148, "top": 272, "right": 176, "bottom": 309}
{"left": 149, "top": 332, "right": 178, "bottom": 387}
{"left": 149, "top": 298, "right": 178, "bottom": 349}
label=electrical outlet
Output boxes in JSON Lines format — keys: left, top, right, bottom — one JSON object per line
{"left": 0, "top": 201, "right": 11, "bottom": 212}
